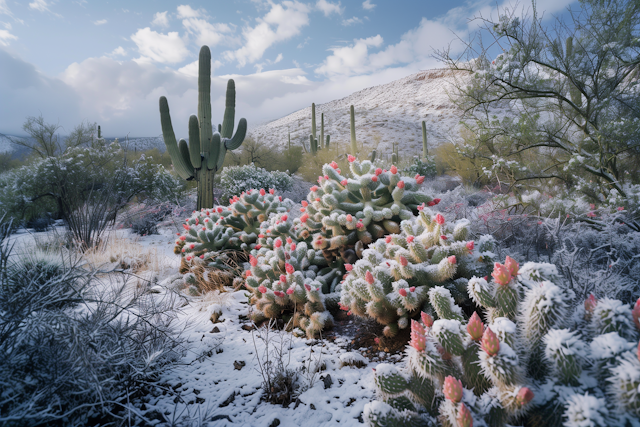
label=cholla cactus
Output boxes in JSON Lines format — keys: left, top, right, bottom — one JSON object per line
{"left": 244, "top": 232, "right": 342, "bottom": 338}
{"left": 338, "top": 210, "right": 495, "bottom": 337}
{"left": 175, "top": 188, "right": 289, "bottom": 256}
{"left": 364, "top": 259, "right": 640, "bottom": 427}
{"left": 294, "top": 158, "right": 437, "bottom": 263}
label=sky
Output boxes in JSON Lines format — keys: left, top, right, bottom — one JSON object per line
{"left": 0, "top": 0, "right": 577, "bottom": 137}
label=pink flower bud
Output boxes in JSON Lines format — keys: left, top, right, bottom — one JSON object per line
{"left": 390, "top": 165, "right": 397, "bottom": 174}
{"left": 285, "top": 263, "right": 294, "bottom": 274}
{"left": 407, "top": 235, "right": 414, "bottom": 243}
{"left": 286, "top": 287, "right": 294, "bottom": 295}
{"left": 311, "top": 185, "right": 318, "bottom": 192}
{"left": 259, "top": 188, "right": 266, "bottom": 196}
{"left": 443, "top": 376, "right": 463, "bottom": 403}
{"left": 374, "top": 337, "right": 380, "bottom": 345}
{"left": 410, "top": 330, "right": 426, "bottom": 352}
{"left": 290, "top": 243, "right": 296, "bottom": 251}
{"left": 435, "top": 213, "right": 445, "bottom": 225}
{"left": 345, "top": 264, "right": 353, "bottom": 271}
{"left": 274, "top": 291, "right": 284, "bottom": 298}
{"left": 330, "top": 161, "right": 339, "bottom": 169}
{"left": 409, "top": 286, "right": 415, "bottom": 292}
{"left": 255, "top": 244, "right": 262, "bottom": 250}
{"left": 416, "top": 175, "right": 425, "bottom": 185}
{"left": 481, "top": 327, "right": 500, "bottom": 356}
{"left": 245, "top": 270, "right": 252, "bottom": 277}
{"left": 399, "top": 256, "right": 408, "bottom": 267}
{"left": 504, "top": 256, "right": 519, "bottom": 277}
{"left": 341, "top": 179, "right": 348, "bottom": 186}
{"left": 385, "top": 235, "right": 392, "bottom": 244}
{"left": 397, "top": 181, "right": 405, "bottom": 189}
{"left": 258, "top": 285, "right": 267, "bottom": 294}
{"left": 371, "top": 175, "right": 378, "bottom": 182}
{"left": 356, "top": 222, "right": 365, "bottom": 229}
{"left": 466, "top": 241, "right": 474, "bottom": 251}
{"left": 375, "top": 168, "right": 382, "bottom": 175}
{"left": 179, "top": 235, "right": 186, "bottom": 241}
{"left": 301, "top": 200, "right": 308, "bottom": 207}
{"left": 417, "top": 203, "right": 424, "bottom": 211}
{"left": 282, "top": 214, "right": 288, "bottom": 221}
{"left": 632, "top": 297, "right": 640, "bottom": 330}
{"left": 275, "top": 239, "right": 282, "bottom": 248}
{"left": 348, "top": 155, "right": 356, "bottom": 162}
{"left": 324, "top": 175, "right": 329, "bottom": 180}
{"left": 421, "top": 312, "right": 434, "bottom": 328}
{"left": 467, "top": 312, "right": 484, "bottom": 341}
{"left": 516, "top": 387, "right": 534, "bottom": 406}
{"left": 433, "top": 198, "right": 441, "bottom": 205}
{"left": 300, "top": 213, "right": 309, "bottom": 223}
{"left": 279, "top": 274, "right": 287, "bottom": 283}
{"left": 457, "top": 403, "right": 473, "bottom": 427}
{"left": 427, "top": 201, "right": 435, "bottom": 206}
{"left": 250, "top": 256, "right": 258, "bottom": 267}
{"left": 304, "top": 283, "right": 311, "bottom": 291}
{"left": 585, "top": 294, "right": 597, "bottom": 313}
{"left": 399, "top": 288, "right": 407, "bottom": 297}
{"left": 448, "top": 256, "right": 456, "bottom": 264}
{"left": 365, "top": 271, "right": 375, "bottom": 284}
{"left": 189, "top": 243, "right": 195, "bottom": 249}
{"left": 492, "top": 263, "right": 511, "bottom": 286}
{"left": 346, "top": 214, "right": 353, "bottom": 222}
{"left": 185, "top": 255, "right": 192, "bottom": 261}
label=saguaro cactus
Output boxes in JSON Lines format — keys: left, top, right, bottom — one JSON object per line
{"left": 422, "top": 121, "right": 428, "bottom": 158}
{"left": 159, "top": 45, "right": 247, "bottom": 210}
{"left": 350, "top": 105, "right": 357, "bottom": 156}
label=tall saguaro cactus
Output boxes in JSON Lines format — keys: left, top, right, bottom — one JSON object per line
{"left": 159, "top": 46, "right": 247, "bottom": 210}
{"left": 349, "top": 105, "right": 357, "bottom": 155}
{"left": 422, "top": 120, "right": 428, "bottom": 158}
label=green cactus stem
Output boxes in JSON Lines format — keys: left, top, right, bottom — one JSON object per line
{"left": 422, "top": 121, "right": 428, "bottom": 159}
{"left": 320, "top": 112, "right": 325, "bottom": 149}
{"left": 565, "top": 37, "right": 582, "bottom": 108}
{"left": 159, "top": 45, "right": 247, "bottom": 210}
{"left": 350, "top": 105, "right": 357, "bottom": 156}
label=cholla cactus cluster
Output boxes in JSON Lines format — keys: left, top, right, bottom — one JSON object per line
{"left": 338, "top": 210, "right": 495, "bottom": 337}
{"left": 364, "top": 258, "right": 640, "bottom": 427}
{"left": 174, "top": 188, "right": 289, "bottom": 257}
{"left": 294, "top": 158, "right": 436, "bottom": 262}
{"left": 244, "top": 231, "right": 342, "bottom": 338}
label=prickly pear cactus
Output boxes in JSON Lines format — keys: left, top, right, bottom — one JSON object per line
{"left": 294, "top": 158, "right": 435, "bottom": 264}
{"left": 244, "top": 233, "right": 342, "bottom": 338}
{"left": 364, "top": 259, "right": 640, "bottom": 427}
{"left": 339, "top": 210, "right": 495, "bottom": 337}
{"left": 174, "top": 188, "right": 290, "bottom": 257}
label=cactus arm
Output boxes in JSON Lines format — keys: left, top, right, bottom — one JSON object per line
{"left": 422, "top": 121, "right": 428, "bottom": 158}
{"left": 311, "top": 103, "right": 317, "bottom": 139}
{"left": 221, "top": 79, "right": 236, "bottom": 139}
{"left": 326, "top": 134, "right": 330, "bottom": 148}
{"left": 159, "top": 96, "right": 194, "bottom": 180}
{"left": 178, "top": 139, "right": 194, "bottom": 171}
{"left": 225, "top": 118, "right": 247, "bottom": 150}
{"left": 198, "top": 46, "right": 217, "bottom": 168}
{"left": 188, "top": 115, "right": 202, "bottom": 168}
{"left": 209, "top": 133, "right": 222, "bottom": 170}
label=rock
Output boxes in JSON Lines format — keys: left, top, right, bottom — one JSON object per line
{"left": 210, "top": 326, "right": 220, "bottom": 333}
{"left": 233, "top": 360, "right": 245, "bottom": 370}
{"left": 321, "top": 374, "right": 333, "bottom": 389}
{"left": 241, "top": 324, "right": 255, "bottom": 331}
{"left": 268, "top": 419, "right": 281, "bottom": 427}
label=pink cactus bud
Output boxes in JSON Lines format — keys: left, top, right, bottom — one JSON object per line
{"left": 448, "top": 256, "right": 456, "bottom": 264}
{"left": 427, "top": 201, "right": 436, "bottom": 206}
{"left": 318, "top": 176, "right": 323, "bottom": 183}
{"left": 410, "top": 330, "right": 427, "bottom": 351}
{"left": 183, "top": 224, "right": 190, "bottom": 231}
{"left": 324, "top": 175, "right": 329, "bottom": 180}
{"left": 286, "top": 287, "right": 295, "bottom": 295}
{"left": 409, "top": 286, "right": 415, "bottom": 292}
{"left": 397, "top": 181, "right": 405, "bottom": 189}
{"left": 274, "top": 239, "right": 282, "bottom": 248}
{"left": 311, "top": 185, "right": 318, "bottom": 192}
{"left": 407, "top": 235, "right": 415, "bottom": 243}
{"left": 286, "top": 237, "right": 292, "bottom": 244}
{"left": 375, "top": 168, "right": 382, "bottom": 175}
{"left": 374, "top": 337, "right": 380, "bottom": 345}
{"left": 585, "top": 294, "right": 597, "bottom": 313}
{"left": 258, "top": 234, "right": 265, "bottom": 239}
{"left": 315, "top": 197, "right": 321, "bottom": 202}
{"left": 466, "top": 241, "right": 474, "bottom": 251}
{"left": 280, "top": 275, "right": 287, "bottom": 283}
{"left": 516, "top": 387, "right": 534, "bottom": 406}
{"left": 304, "top": 283, "right": 311, "bottom": 291}
{"left": 285, "top": 263, "right": 295, "bottom": 274}
{"left": 346, "top": 214, "right": 353, "bottom": 222}
{"left": 390, "top": 165, "right": 397, "bottom": 174}
{"left": 300, "top": 213, "right": 309, "bottom": 223}
{"left": 282, "top": 214, "right": 288, "bottom": 221}
{"left": 467, "top": 312, "right": 484, "bottom": 341}
{"left": 492, "top": 263, "right": 511, "bottom": 286}
{"left": 259, "top": 188, "right": 266, "bottom": 196}
{"left": 245, "top": 270, "right": 252, "bottom": 277}
{"left": 421, "top": 312, "right": 434, "bottom": 328}
{"left": 481, "top": 327, "right": 500, "bottom": 356}
{"left": 330, "top": 161, "right": 339, "bottom": 169}
{"left": 269, "top": 188, "right": 275, "bottom": 194}
{"left": 348, "top": 155, "right": 356, "bottom": 162}
{"left": 185, "top": 255, "right": 192, "bottom": 261}
{"left": 341, "top": 179, "right": 348, "bottom": 186}
{"left": 385, "top": 235, "right": 392, "bottom": 243}
{"left": 417, "top": 203, "right": 424, "bottom": 211}
{"left": 345, "top": 264, "right": 353, "bottom": 271}
{"left": 255, "top": 244, "right": 262, "bottom": 250}
{"left": 258, "top": 285, "right": 267, "bottom": 294}
{"left": 399, "top": 288, "right": 407, "bottom": 297}
{"left": 632, "top": 298, "right": 640, "bottom": 330}
{"left": 189, "top": 243, "right": 195, "bottom": 249}
{"left": 399, "top": 256, "right": 408, "bottom": 267}
{"left": 274, "top": 291, "right": 284, "bottom": 298}
{"left": 371, "top": 175, "right": 378, "bottom": 182}
{"left": 302, "top": 200, "right": 309, "bottom": 207}
{"left": 411, "top": 319, "right": 425, "bottom": 335}
{"left": 433, "top": 198, "right": 441, "bottom": 205}
{"left": 250, "top": 256, "right": 258, "bottom": 267}
{"left": 365, "top": 271, "right": 375, "bottom": 284}
{"left": 290, "top": 243, "right": 296, "bottom": 251}
{"left": 435, "top": 213, "right": 445, "bottom": 225}
{"left": 457, "top": 403, "right": 473, "bottom": 427}
{"left": 416, "top": 175, "right": 425, "bottom": 185}
{"left": 443, "top": 376, "right": 463, "bottom": 403}
{"left": 504, "top": 256, "right": 519, "bottom": 277}
{"left": 179, "top": 235, "right": 186, "bottom": 241}
{"left": 356, "top": 222, "right": 365, "bottom": 229}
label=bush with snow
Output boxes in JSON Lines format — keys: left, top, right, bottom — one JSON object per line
{"left": 219, "top": 163, "right": 292, "bottom": 203}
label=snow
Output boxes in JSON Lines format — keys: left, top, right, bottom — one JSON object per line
{"left": 589, "top": 332, "right": 635, "bottom": 360}
{"left": 564, "top": 393, "right": 609, "bottom": 427}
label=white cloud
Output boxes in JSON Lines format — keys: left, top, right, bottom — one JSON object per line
{"left": 181, "top": 17, "right": 234, "bottom": 47}
{"left": 362, "top": 0, "right": 376, "bottom": 10}
{"left": 342, "top": 16, "right": 362, "bottom": 26}
{"left": 225, "top": 1, "right": 310, "bottom": 67}
{"left": 274, "top": 53, "right": 283, "bottom": 63}
{"left": 110, "top": 46, "right": 126, "bottom": 56}
{"left": 0, "top": 0, "right": 24, "bottom": 24}
{"left": 315, "top": 35, "right": 383, "bottom": 77}
{"left": 130, "top": 27, "right": 189, "bottom": 64}
{"left": 316, "top": 0, "right": 343, "bottom": 16}
{"left": 176, "top": 5, "right": 201, "bottom": 19}
{"left": 152, "top": 11, "right": 169, "bottom": 27}
{"left": 0, "top": 28, "right": 17, "bottom": 46}
{"left": 93, "top": 19, "right": 107, "bottom": 25}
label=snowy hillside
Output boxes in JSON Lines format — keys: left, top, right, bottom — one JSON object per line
{"left": 248, "top": 69, "right": 469, "bottom": 160}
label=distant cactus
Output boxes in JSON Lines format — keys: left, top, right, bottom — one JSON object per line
{"left": 308, "top": 103, "right": 330, "bottom": 155}
{"left": 159, "top": 45, "right": 247, "bottom": 209}
{"left": 364, "top": 259, "right": 640, "bottom": 427}
{"left": 422, "top": 121, "right": 428, "bottom": 159}
{"left": 350, "top": 105, "right": 357, "bottom": 155}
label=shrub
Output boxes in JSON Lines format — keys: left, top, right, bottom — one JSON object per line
{"left": 403, "top": 156, "right": 437, "bottom": 180}
{"left": 219, "top": 163, "right": 293, "bottom": 203}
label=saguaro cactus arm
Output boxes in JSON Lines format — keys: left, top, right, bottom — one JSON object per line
{"left": 159, "top": 96, "right": 194, "bottom": 180}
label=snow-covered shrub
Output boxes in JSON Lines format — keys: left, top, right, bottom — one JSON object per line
{"left": 364, "top": 257, "right": 640, "bottom": 427}
{"left": 0, "top": 218, "right": 186, "bottom": 425}
{"left": 219, "top": 163, "right": 293, "bottom": 203}
{"left": 403, "top": 155, "right": 437, "bottom": 180}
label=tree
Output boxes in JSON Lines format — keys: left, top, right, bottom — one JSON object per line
{"left": 437, "top": 0, "right": 640, "bottom": 229}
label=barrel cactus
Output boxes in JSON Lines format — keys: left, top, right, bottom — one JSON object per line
{"left": 159, "top": 45, "right": 247, "bottom": 209}
{"left": 364, "top": 259, "right": 640, "bottom": 427}
{"left": 339, "top": 210, "right": 495, "bottom": 337}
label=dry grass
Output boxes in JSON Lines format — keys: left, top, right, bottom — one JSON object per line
{"left": 82, "top": 233, "right": 173, "bottom": 274}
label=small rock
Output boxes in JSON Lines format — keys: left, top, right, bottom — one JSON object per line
{"left": 268, "top": 419, "right": 281, "bottom": 427}
{"left": 220, "top": 392, "right": 236, "bottom": 407}
{"left": 241, "top": 324, "right": 255, "bottom": 331}
{"left": 310, "top": 403, "right": 316, "bottom": 410}
{"left": 210, "top": 326, "right": 220, "bottom": 333}
{"left": 233, "top": 360, "right": 246, "bottom": 370}
{"left": 321, "top": 374, "right": 333, "bottom": 389}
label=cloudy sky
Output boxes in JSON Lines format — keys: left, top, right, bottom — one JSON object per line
{"left": 0, "top": 0, "right": 576, "bottom": 137}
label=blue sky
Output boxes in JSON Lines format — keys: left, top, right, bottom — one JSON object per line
{"left": 0, "top": 0, "right": 577, "bottom": 137}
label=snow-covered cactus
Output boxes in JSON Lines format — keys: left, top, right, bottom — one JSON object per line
{"left": 339, "top": 210, "right": 495, "bottom": 337}
{"left": 294, "top": 158, "right": 436, "bottom": 263}
{"left": 364, "top": 261, "right": 640, "bottom": 427}
{"left": 175, "top": 188, "right": 289, "bottom": 257}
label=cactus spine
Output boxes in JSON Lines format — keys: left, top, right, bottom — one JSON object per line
{"left": 422, "top": 121, "right": 428, "bottom": 158}
{"left": 159, "top": 45, "right": 247, "bottom": 210}
{"left": 350, "top": 105, "right": 357, "bottom": 156}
